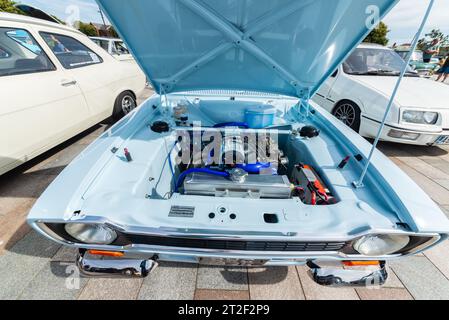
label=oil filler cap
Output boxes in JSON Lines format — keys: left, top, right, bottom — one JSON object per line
{"left": 300, "top": 126, "right": 320, "bottom": 138}
{"left": 151, "top": 121, "right": 170, "bottom": 133}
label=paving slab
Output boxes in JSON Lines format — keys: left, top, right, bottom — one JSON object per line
{"left": 384, "top": 266, "right": 406, "bottom": 288}
{"left": 356, "top": 288, "right": 413, "bottom": 300}
{"left": 0, "top": 231, "right": 61, "bottom": 299}
{"left": 392, "top": 160, "right": 449, "bottom": 205}
{"left": 19, "top": 261, "right": 88, "bottom": 300}
{"left": 194, "top": 289, "right": 250, "bottom": 300}
{"left": 138, "top": 262, "right": 197, "bottom": 300}
{"left": 435, "top": 179, "right": 449, "bottom": 192}
{"left": 394, "top": 154, "right": 449, "bottom": 181}
{"left": 76, "top": 125, "right": 109, "bottom": 145}
{"left": 27, "top": 144, "right": 88, "bottom": 176}
{"left": 51, "top": 246, "right": 79, "bottom": 262}
{"left": 296, "top": 266, "right": 359, "bottom": 300}
{"left": 196, "top": 266, "right": 248, "bottom": 291}
{"left": 423, "top": 240, "right": 449, "bottom": 281}
{"left": 137, "top": 87, "right": 155, "bottom": 104}
{"left": 0, "top": 172, "right": 57, "bottom": 253}
{"left": 390, "top": 256, "right": 449, "bottom": 300}
{"left": 78, "top": 278, "right": 143, "bottom": 300}
{"left": 0, "top": 173, "right": 56, "bottom": 217}
{"left": 248, "top": 267, "right": 305, "bottom": 300}
{"left": 420, "top": 158, "right": 449, "bottom": 176}
{"left": 0, "top": 210, "right": 32, "bottom": 254}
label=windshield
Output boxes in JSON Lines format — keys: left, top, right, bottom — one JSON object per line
{"left": 113, "top": 41, "right": 129, "bottom": 55}
{"left": 396, "top": 50, "right": 423, "bottom": 62}
{"left": 343, "top": 47, "right": 417, "bottom": 76}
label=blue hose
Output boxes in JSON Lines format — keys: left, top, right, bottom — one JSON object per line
{"left": 175, "top": 168, "right": 230, "bottom": 192}
{"left": 236, "top": 162, "right": 277, "bottom": 175}
{"left": 236, "top": 162, "right": 269, "bottom": 173}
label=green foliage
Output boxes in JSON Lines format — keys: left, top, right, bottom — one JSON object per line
{"left": 418, "top": 29, "right": 449, "bottom": 50}
{"left": 109, "top": 26, "right": 119, "bottom": 38}
{"left": 0, "top": 0, "right": 24, "bottom": 15}
{"left": 78, "top": 22, "right": 98, "bottom": 37}
{"left": 364, "top": 21, "right": 390, "bottom": 46}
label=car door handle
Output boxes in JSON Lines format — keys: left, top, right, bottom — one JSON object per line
{"left": 61, "top": 79, "right": 77, "bottom": 87}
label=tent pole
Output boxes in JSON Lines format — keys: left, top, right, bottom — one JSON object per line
{"left": 353, "top": 0, "right": 435, "bottom": 188}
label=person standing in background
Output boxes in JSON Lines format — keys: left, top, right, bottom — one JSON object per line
{"left": 422, "top": 39, "right": 440, "bottom": 63}
{"left": 436, "top": 56, "right": 449, "bottom": 83}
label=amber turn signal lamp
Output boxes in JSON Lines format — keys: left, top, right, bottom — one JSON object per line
{"left": 88, "top": 250, "right": 124, "bottom": 257}
{"left": 343, "top": 261, "right": 380, "bottom": 267}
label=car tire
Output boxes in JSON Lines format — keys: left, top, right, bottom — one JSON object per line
{"left": 332, "top": 101, "right": 361, "bottom": 133}
{"left": 113, "top": 91, "right": 137, "bottom": 120}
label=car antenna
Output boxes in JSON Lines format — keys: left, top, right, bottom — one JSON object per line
{"left": 353, "top": 0, "right": 435, "bottom": 188}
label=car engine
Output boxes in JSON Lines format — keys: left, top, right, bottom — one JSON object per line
{"left": 175, "top": 126, "right": 292, "bottom": 199}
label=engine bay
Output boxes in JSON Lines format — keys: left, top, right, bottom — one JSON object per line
{"left": 150, "top": 99, "right": 338, "bottom": 206}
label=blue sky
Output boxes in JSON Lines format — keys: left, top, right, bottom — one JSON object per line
{"left": 17, "top": 0, "right": 449, "bottom": 44}
{"left": 17, "top": 0, "right": 108, "bottom": 24}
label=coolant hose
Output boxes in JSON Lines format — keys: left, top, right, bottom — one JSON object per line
{"left": 236, "top": 162, "right": 272, "bottom": 174}
{"left": 175, "top": 168, "right": 230, "bottom": 192}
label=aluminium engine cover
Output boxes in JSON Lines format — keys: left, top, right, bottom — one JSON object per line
{"left": 183, "top": 173, "right": 292, "bottom": 199}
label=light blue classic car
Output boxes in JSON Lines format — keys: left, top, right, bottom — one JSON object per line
{"left": 28, "top": 0, "right": 449, "bottom": 287}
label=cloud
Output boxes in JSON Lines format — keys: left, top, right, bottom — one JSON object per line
{"left": 384, "top": 0, "right": 449, "bottom": 44}
{"left": 17, "top": 0, "right": 449, "bottom": 45}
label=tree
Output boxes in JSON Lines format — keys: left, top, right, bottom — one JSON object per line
{"left": 364, "top": 21, "right": 390, "bottom": 46}
{"left": 418, "top": 29, "right": 449, "bottom": 50}
{"left": 109, "top": 25, "right": 119, "bottom": 38}
{"left": 78, "top": 22, "right": 98, "bottom": 37}
{"left": 0, "top": 0, "right": 24, "bottom": 15}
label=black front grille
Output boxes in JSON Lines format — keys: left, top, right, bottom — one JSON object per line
{"left": 114, "top": 233, "right": 347, "bottom": 252}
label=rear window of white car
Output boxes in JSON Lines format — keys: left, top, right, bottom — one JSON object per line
{"left": 92, "top": 39, "right": 109, "bottom": 51}
{"left": 0, "top": 28, "right": 55, "bottom": 77}
{"left": 40, "top": 32, "right": 102, "bottom": 69}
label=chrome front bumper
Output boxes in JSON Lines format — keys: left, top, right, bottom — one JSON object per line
{"left": 76, "top": 250, "right": 387, "bottom": 287}
{"left": 307, "top": 261, "right": 388, "bottom": 287}
{"left": 76, "top": 251, "right": 158, "bottom": 278}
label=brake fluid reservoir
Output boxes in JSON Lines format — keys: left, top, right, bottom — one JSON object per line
{"left": 173, "top": 100, "right": 188, "bottom": 121}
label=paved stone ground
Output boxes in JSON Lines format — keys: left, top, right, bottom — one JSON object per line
{"left": 1, "top": 88, "right": 449, "bottom": 300}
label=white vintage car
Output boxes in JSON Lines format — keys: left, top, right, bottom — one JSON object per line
{"left": 314, "top": 43, "right": 449, "bottom": 145}
{"left": 90, "top": 36, "right": 134, "bottom": 61}
{"left": 26, "top": 0, "right": 449, "bottom": 287}
{"left": 0, "top": 13, "right": 146, "bottom": 175}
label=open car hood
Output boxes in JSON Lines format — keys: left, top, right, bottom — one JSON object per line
{"left": 97, "top": 0, "right": 398, "bottom": 99}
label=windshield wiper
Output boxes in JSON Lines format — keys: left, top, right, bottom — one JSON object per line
{"left": 349, "top": 69, "right": 418, "bottom": 77}
{"left": 368, "top": 69, "right": 400, "bottom": 75}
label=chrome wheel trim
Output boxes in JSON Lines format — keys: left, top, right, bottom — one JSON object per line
{"left": 121, "top": 95, "right": 136, "bottom": 114}
{"left": 334, "top": 103, "right": 356, "bottom": 127}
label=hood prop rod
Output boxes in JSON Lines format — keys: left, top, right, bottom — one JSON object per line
{"left": 353, "top": 0, "right": 435, "bottom": 188}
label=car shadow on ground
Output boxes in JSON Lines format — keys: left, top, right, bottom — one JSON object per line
{"left": 374, "top": 140, "right": 448, "bottom": 158}
{"left": 0, "top": 121, "right": 113, "bottom": 198}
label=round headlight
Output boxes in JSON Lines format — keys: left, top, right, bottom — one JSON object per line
{"left": 353, "top": 234, "right": 410, "bottom": 256}
{"left": 65, "top": 223, "right": 117, "bottom": 245}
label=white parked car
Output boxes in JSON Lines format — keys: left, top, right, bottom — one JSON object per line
{"left": 0, "top": 13, "right": 146, "bottom": 175}
{"left": 313, "top": 43, "right": 449, "bottom": 145}
{"left": 90, "top": 36, "right": 134, "bottom": 61}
